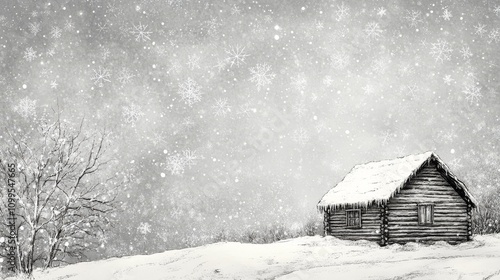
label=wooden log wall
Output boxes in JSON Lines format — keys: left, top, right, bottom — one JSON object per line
{"left": 327, "top": 204, "right": 382, "bottom": 243}
{"left": 380, "top": 204, "right": 388, "bottom": 246}
{"left": 323, "top": 210, "right": 330, "bottom": 236}
{"left": 467, "top": 203, "right": 472, "bottom": 240}
{"left": 386, "top": 161, "right": 469, "bottom": 244}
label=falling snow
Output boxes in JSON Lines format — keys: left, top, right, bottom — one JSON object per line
{"left": 130, "top": 23, "right": 152, "bottom": 42}
{"left": 178, "top": 78, "right": 203, "bottom": 106}
{"left": 1, "top": 1, "right": 500, "bottom": 276}
{"left": 429, "top": 39, "right": 453, "bottom": 63}
{"left": 91, "top": 66, "right": 112, "bottom": 87}
{"left": 122, "top": 104, "right": 145, "bottom": 125}
{"left": 225, "top": 45, "right": 250, "bottom": 68}
{"left": 14, "top": 97, "right": 37, "bottom": 118}
{"left": 23, "top": 47, "right": 37, "bottom": 61}
{"left": 249, "top": 63, "right": 276, "bottom": 91}
{"left": 212, "top": 98, "right": 232, "bottom": 117}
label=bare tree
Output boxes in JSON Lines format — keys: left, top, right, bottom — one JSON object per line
{"left": 0, "top": 116, "right": 119, "bottom": 275}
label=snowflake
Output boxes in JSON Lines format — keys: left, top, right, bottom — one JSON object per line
{"left": 441, "top": 9, "right": 452, "bottom": 21}
{"left": 231, "top": 5, "right": 241, "bottom": 15}
{"left": 237, "top": 103, "right": 253, "bottom": 117}
{"left": 163, "top": 149, "right": 199, "bottom": 176}
{"left": 150, "top": 132, "right": 167, "bottom": 146}
{"left": 225, "top": 45, "right": 249, "bottom": 68}
{"left": 50, "top": 26, "right": 62, "bottom": 38}
{"left": 91, "top": 66, "right": 111, "bottom": 87}
{"left": 292, "top": 101, "right": 307, "bottom": 117}
{"left": 50, "top": 80, "right": 58, "bottom": 89}
{"left": 405, "top": 84, "right": 419, "bottom": 98}
{"left": 364, "top": 22, "right": 383, "bottom": 40}
{"left": 315, "top": 20, "right": 324, "bottom": 30}
{"left": 117, "top": 68, "right": 135, "bottom": 85}
{"left": 291, "top": 128, "right": 310, "bottom": 145}
{"left": 315, "top": 122, "right": 328, "bottom": 133}
{"left": 335, "top": 2, "right": 350, "bottom": 21}
{"left": 97, "top": 22, "right": 108, "bottom": 33}
{"left": 137, "top": 222, "right": 151, "bottom": 235}
{"left": 372, "top": 58, "right": 389, "bottom": 74}
{"left": 381, "top": 131, "right": 392, "bottom": 146}
{"left": 465, "top": 69, "right": 478, "bottom": 82}
{"left": 181, "top": 117, "right": 195, "bottom": 131}
{"left": 170, "top": 208, "right": 183, "bottom": 219}
{"left": 28, "top": 22, "right": 41, "bottom": 36}
{"left": 263, "top": 15, "right": 273, "bottom": 23}
{"left": 186, "top": 54, "right": 201, "bottom": 70}
{"left": 212, "top": 98, "right": 231, "bottom": 117}
{"left": 249, "top": 63, "right": 276, "bottom": 91}
{"left": 330, "top": 50, "right": 350, "bottom": 69}
{"left": 291, "top": 73, "right": 307, "bottom": 92}
{"left": 488, "top": 29, "right": 500, "bottom": 44}
{"left": 178, "top": 78, "right": 203, "bottom": 106}
{"left": 130, "top": 23, "right": 152, "bottom": 42}
{"left": 448, "top": 158, "right": 463, "bottom": 169}
{"left": 438, "top": 131, "right": 457, "bottom": 143}
{"left": 64, "top": 19, "right": 74, "bottom": 32}
{"left": 404, "top": 10, "right": 423, "bottom": 27}
{"left": 46, "top": 48, "right": 55, "bottom": 57}
{"left": 213, "top": 58, "right": 228, "bottom": 72}
{"left": 463, "top": 84, "right": 482, "bottom": 103}
{"left": 443, "top": 75, "right": 454, "bottom": 85}
{"left": 167, "top": 0, "right": 182, "bottom": 6}
{"left": 398, "top": 64, "right": 414, "bottom": 76}
{"left": 23, "top": 47, "right": 37, "bottom": 62}
{"left": 494, "top": 6, "right": 500, "bottom": 17}
{"left": 182, "top": 149, "right": 198, "bottom": 168}
{"left": 429, "top": 39, "right": 453, "bottom": 63}
{"left": 14, "top": 97, "right": 37, "bottom": 118}
{"left": 252, "top": 22, "right": 266, "bottom": 37}
{"left": 377, "top": 7, "right": 387, "bottom": 17}
{"left": 323, "top": 75, "right": 333, "bottom": 87}
{"left": 122, "top": 104, "right": 145, "bottom": 124}
{"left": 165, "top": 154, "right": 185, "bottom": 175}
{"left": 168, "top": 61, "right": 182, "bottom": 74}
{"left": 205, "top": 17, "right": 221, "bottom": 37}
{"left": 101, "top": 47, "right": 110, "bottom": 60}
{"left": 460, "top": 46, "right": 472, "bottom": 60}
{"left": 362, "top": 84, "right": 374, "bottom": 94}
{"left": 474, "top": 23, "right": 487, "bottom": 37}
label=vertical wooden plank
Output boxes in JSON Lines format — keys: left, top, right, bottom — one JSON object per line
{"left": 324, "top": 209, "right": 330, "bottom": 235}
{"left": 380, "top": 204, "right": 388, "bottom": 246}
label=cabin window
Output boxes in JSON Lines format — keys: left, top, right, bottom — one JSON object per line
{"left": 418, "top": 204, "right": 434, "bottom": 225}
{"left": 346, "top": 209, "right": 361, "bottom": 228}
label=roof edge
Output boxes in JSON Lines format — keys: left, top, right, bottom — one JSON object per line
{"left": 317, "top": 151, "right": 478, "bottom": 212}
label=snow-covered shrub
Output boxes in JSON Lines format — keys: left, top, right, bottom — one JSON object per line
{"left": 241, "top": 230, "right": 259, "bottom": 244}
{"left": 473, "top": 189, "right": 500, "bottom": 235}
{"left": 302, "top": 216, "right": 324, "bottom": 237}
{"left": 259, "top": 224, "right": 290, "bottom": 243}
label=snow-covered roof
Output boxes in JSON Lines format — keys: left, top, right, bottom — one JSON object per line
{"left": 317, "top": 152, "right": 477, "bottom": 211}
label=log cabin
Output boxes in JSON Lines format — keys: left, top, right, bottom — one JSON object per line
{"left": 317, "top": 152, "right": 477, "bottom": 245}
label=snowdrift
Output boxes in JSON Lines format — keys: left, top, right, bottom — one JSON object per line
{"left": 16, "top": 234, "right": 500, "bottom": 280}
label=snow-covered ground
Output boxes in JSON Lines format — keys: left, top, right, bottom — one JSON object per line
{"left": 23, "top": 234, "right": 500, "bottom": 280}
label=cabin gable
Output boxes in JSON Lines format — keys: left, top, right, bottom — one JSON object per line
{"left": 386, "top": 161, "right": 472, "bottom": 244}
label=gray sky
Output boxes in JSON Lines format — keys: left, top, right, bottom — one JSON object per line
{"left": 1, "top": 0, "right": 499, "bottom": 257}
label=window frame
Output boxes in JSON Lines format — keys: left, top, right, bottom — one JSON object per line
{"left": 345, "top": 209, "right": 362, "bottom": 228}
{"left": 418, "top": 203, "right": 434, "bottom": 226}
